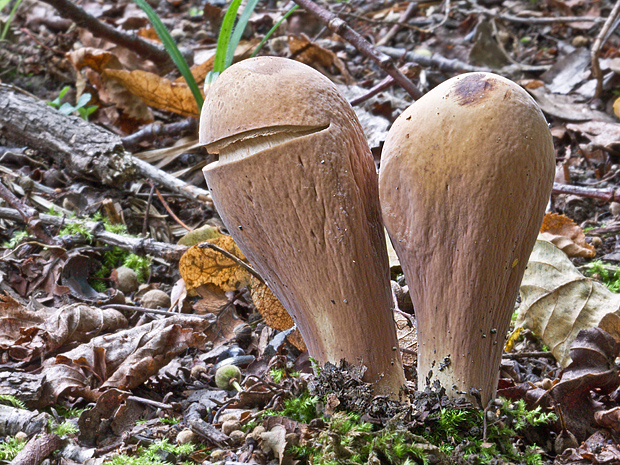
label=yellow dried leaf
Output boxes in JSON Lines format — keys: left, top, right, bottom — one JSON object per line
{"left": 103, "top": 69, "right": 201, "bottom": 117}
{"left": 179, "top": 235, "right": 251, "bottom": 292}
{"left": 614, "top": 97, "right": 620, "bottom": 120}
{"left": 250, "top": 276, "right": 306, "bottom": 351}
{"left": 67, "top": 48, "right": 153, "bottom": 122}
{"left": 540, "top": 212, "right": 595, "bottom": 258}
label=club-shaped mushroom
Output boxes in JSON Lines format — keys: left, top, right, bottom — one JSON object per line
{"left": 379, "top": 72, "right": 555, "bottom": 405}
{"left": 200, "top": 57, "right": 407, "bottom": 399}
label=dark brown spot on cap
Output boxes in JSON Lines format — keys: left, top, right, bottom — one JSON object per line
{"left": 453, "top": 73, "right": 495, "bottom": 105}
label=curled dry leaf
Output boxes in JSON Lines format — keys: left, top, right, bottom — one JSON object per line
{"left": 0, "top": 294, "right": 49, "bottom": 349}
{"left": 594, "top": 407, "right": 620, "bottom": 432}
{"left": 249, "top": 276, "right": 306, "bottom": 352}
{"left": 104, "top": 69, "right": 200, "bottom": 117}
{"left": 535, "top": 327, "right": 620, "bottom": 441}
{"left": 516, "top": 237, "right": 620, "bottom": 366}
{"left": 9, "top": 304, "right": 128, "bottom": 362}
{"left": 179, "top": 235, "right": 252, "bottom": 292}
{"left": 40, "top": 315, "right": 209, "bottom": 405}
{"left": 67, "top": 48, "right": 153, "bottom": 122}
{"left": 539, "top": 212, "right": 595, "bottom": 258}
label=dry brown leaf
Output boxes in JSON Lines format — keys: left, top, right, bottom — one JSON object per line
{"left": 104, "top": 68, "right": 200, "bottom": 117}
{"left": 288, "top": 34, "right": 353, "bottom": 83}
{"left": 10, "top": 304, "right": 127, "bottom": 362}
{"left": 67, "top": 48, "right": 153, "bottom": 122}
{"left": 0, "top": 294, "right": 49, "bottom": 350}
{"left": 41, "top": 315, "right": 209, "bottom": 403}
{"left": 540, "top": 212, "right": 595, "bottom": 258}
{"left": 179, "top": 235, "right": 252, "bottom": 292}
{"left": 566, "top": 121, "right": 620, "bottom": 151}
{"left": 249, "top": 276, "right": 306, "bottom": 351}
{"left": 516, "top": 236, "right": 620, "bottom": 366}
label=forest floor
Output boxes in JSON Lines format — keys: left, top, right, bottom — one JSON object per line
{"left": 1, "top": 0, "right": 620, "bottom": 464}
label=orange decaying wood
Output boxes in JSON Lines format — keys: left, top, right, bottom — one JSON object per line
{"left": 379, "top": 72, "right": 555, "bottom": 405}
{"left": 200, "top": 57, "right": 407, "bottom": 399}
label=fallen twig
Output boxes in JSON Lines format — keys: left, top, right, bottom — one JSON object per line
{"left": 378, "top": 46, "right": 492, "bottom": 74}
{"left": 292, "top": 0, "right": 422, "bottom": 100}
{"left": 39, "top": 0, "right": 176, "bottom": 72}
{"left": 552, "top": 182, "right": 620, "bottom": 203}
{"left": 376, "top": 2, "right": 418, "bottom": 46}
{"left": 591, "top": 0, "right": 620, "bottom": 98}
{"left": 0, "top": 207, "right": 189, "bottom": 261}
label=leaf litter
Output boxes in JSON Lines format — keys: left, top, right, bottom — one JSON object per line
{"left": 1, "top": 0, "right": 620, "bottom": 462}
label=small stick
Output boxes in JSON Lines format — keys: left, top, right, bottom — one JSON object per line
{"left": 292, "top": 0, "right": 422, "bottom": 100}
{"left": 153, "top": 184, "right": 192, "bottom": 231}
{"left": 350, "top": 63, "right": 418, "bottom": 106}
{"left": 376, "top": 2, "right": 418, "bottom": 46}
{"left": 198, "top": 242, "right": 265, "bottom": 284}
{"left": 591, "top": 0, "right": 620, "bottom": 98}
{"left": 552, "top": 182, "right": 620, "bottom": 202}
{"left": 0, "top": 179, "right": 58, "bottom": 245}
{"left": 122, "top": 118, "right": 197, "bottom": 152}
{"left": 143, "top": 183, "right": 156, "bottom": 237}
{"left": 38, "top": 0, "right": 174, "bottom": 72}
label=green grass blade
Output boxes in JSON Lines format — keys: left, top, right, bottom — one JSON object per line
{"left": 133, "top": 0, "right": 204, "bottom": 110}
{"left": 251, "top": 4, "right": 299, "bottom": 58}
{"left": 226, "top": 0, "right": 260, "bottom": 68}
{"left": 213, "top": 0, "right": 243, "bottom": 74}
{"left": 1, "top": 0, "right": 24, "bottom": 40}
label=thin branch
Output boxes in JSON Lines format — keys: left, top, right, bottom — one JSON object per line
{"left": 38, "top": 0, "right": 174, "bottom": 72}
{"left": 198, "top": 242, "right": 265, "bottom": 284}
{"left": 591, "top": 0, "right": 620, "bottom": 98}
{"left": 0, "top": 206, "right": 189, "bottom": 261}
{"left": 292, "top": 0, "right": 422, "bottom": 100}
{"left": 552, "top": 182, "right": 620, "bottom": 203}
{"left": 376, "top": 2, "right": 418, "bottom": 46}
{"left": 153, "top": 184, "right": 192, "bottom": 231}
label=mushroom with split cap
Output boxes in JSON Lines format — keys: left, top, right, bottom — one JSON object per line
{"left": 199, "top": 56, "right": 407, "bottom": 400}
{"left": 379, "top": 72, "right": 555, "bottom": 406}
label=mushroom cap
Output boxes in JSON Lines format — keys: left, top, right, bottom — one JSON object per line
{"left": 200, "top": 57, "right": 346, "bottom": 154}
{"left": 379, "top": 72, "right": 555, "bottom": 404}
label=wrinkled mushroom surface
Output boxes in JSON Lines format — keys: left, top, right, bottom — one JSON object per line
{"left": 200, "top": 57, "right": 406, "bottom": 398}
{"left": 379, "top": 72, "right": 555, "bottom": 405}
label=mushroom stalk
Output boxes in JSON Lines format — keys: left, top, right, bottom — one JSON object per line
{"left": 379, "top": 72, "right": 555, "bottom": 406}
{"left": 200, "top": 57, "right": 407, "bottom": 399}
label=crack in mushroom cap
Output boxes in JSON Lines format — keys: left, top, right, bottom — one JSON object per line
{"left": 199, "top": 57, "right": 350, "bottom": 161}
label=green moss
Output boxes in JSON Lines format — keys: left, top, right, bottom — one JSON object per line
{"left": 284, "top": 396, "right": 555, "bottom": 465}
{"left": 587, "top": 260, "right": 620, "bottom": 292}
{"left": 107, "top": 439, "right": 196, "bottom": 465}
{"left": 2, "top": 230, "right": 29, "bottom": 248}
{"left": 0, "top": 394, "right": 25, "bottom": 409}
{"left": 0, "top": 436, "right": 26, "bottom": 461}
{"left": 264, "top": 391, "right": 320, "bottom": 424}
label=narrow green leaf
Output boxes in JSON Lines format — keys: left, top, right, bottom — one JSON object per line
{"left": 226, "top": 0, "right": 260, "bottom": 68}
{"left": 133, "top": 0, "right": 204, "bottom": 110}
{"left": 213, "top": 0, "right": 243, "bottom": 75}
{"left": 1, "top": 0, "right": 24, "bottom": 40}
{"left": 251, "top": 5, "right": 299, "bottom": 58}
